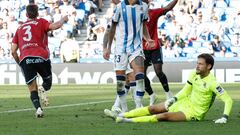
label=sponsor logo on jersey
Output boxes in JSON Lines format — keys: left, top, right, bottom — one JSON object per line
{"left": 216, "top": 86, "right": 224, "bottom": 94}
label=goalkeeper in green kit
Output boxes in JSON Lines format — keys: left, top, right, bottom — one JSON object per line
{"left": 104, "top": 53, "right": 233, "bottom": 124}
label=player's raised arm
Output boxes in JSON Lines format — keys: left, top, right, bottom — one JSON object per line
{"left": 162, "top": 0, "right": 178, "bottom": 14}
{"left": 49, "top": 15, "right": 68, "bottom": 30}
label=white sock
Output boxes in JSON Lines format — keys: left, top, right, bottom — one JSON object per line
{"left": 112, "top": 95, "right": 120, "bottom": 110}
{"left": 165, "top": 91, "right": 173, "bottom": 99}
{"left": 135, "top": 95, "right": 143, "bottom": 108}
{"left": 135, "top": 77, "right": 144, "bottom": 108}
{"left": 119, "top": 94, "right": 128, "bottom": 112}
{"left": 149, "top": 93, "right": 156, "bottom": 106}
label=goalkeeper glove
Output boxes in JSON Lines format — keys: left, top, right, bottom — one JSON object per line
{"left": 164, "top": 97, "right": 177, "bottom": 110}
{"left": 214, "top": 115, "right": 228, "bottom": 124}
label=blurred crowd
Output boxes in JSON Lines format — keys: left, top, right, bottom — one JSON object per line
{"left": 0, "top": 0, "right": 240, "bottom": 63}
{"left": 156, "top": 0, "right": 240, "bottom": 58}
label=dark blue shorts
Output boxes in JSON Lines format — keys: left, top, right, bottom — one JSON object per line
{"left": 20, "top": 57, "right": 52, "bottom": 84}
{"left": 144, "top": 48, "right": 163, "bottom": 67}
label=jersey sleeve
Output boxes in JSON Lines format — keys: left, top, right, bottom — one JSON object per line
{"left": 151, "top": 8, "right": 165, "bottom": 18}
{"left": 112, "top": 4, "right": 121, "bottom": 23}
{"left": 175, "top": 70, "right": 195, "bottom": 100}
{"left": 210, "top": 81, "right": 233, "bottom": 117}
{"left": 40, "top": 18, "right": 51, "bottom": 32}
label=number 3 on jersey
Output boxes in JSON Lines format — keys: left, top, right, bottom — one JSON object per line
{"left": 23, "top": 25, "right": 32, "bottom": 41}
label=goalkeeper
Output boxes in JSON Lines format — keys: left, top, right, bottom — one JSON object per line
{"left": 104, "top": 53, "right": 233, "bottom": 124}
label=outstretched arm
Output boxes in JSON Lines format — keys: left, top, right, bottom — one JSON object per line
{"left": 49, "top": 15, "right": 68, "bottom": 30}
{"left": 162, "top": 0, "right": 178, "bottom": 14}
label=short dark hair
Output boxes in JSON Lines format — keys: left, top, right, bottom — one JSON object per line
{"left": 198, "top": 53, "right": 214, "bottom": 70}
{"left": 26, "top": 4, "right": 39, "bottom": 19}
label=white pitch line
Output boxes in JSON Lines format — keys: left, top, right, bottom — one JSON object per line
{"left": 0, "top": 100, "right": 112, "bottom": 114}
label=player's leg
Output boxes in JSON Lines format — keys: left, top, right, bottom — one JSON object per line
{"left": 143, "top": 50, "right": 157, "bottom": 105}
{"left": 111, "top": 70, "right": 133, "bottom": 112}
{"left": 152, "top": 48, "right": 173, "bottom": 99}
{"left": 28, "top": 79, "right": 44, "bottom": 118}
{"left": 116, "top": 102, "right": 187, "bottom": 123}
{"left": 121, "top": 102, "right": 167, "bottom": 118}
{"left": 37, "top": 59, "right": 52, "bottom": 91}
{"left": 130, "top": 55, "right": 145, "bottom": 108}
{"left": 153, "top": 63, "right": 172, "bottom": 99}
{"left": 126, "top": 67, "right": 142, "bottom": 108}
{"left": 116, "top": 111, "right": 186, "bottom": 123}
{"left": 115, "top": 70, "right": 128, "bottom": 112}
{"left": 104, "top": 101, "right": 167, "bottom": 119}
{"left": 114, "top": 53, "right": 129, "bottom": 112}
{"left": 111, "top": 80, "right": 130, "bottom": 112}
{"left": 36, "top": 59, "right": 52, "bottom": 106}
{"left": 20, "top": 58, "right": 43, "bottom": 117}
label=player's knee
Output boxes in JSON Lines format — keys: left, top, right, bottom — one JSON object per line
{"left": 158, "top": 113, "right": 171, "bottom": 121}
{"left": 42, "top": 77, "right": 52, "bottom": 91}
{"left": 156, "top": 71, "right": 165, "bottom": 79}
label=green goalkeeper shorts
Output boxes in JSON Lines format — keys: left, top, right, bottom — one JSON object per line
{"left": 168, "top": 98, "right": 198, "bottom": 121}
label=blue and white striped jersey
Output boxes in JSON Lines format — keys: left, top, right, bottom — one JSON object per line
{"left": 112, "top": 0, "right": 148, "bottom": 53}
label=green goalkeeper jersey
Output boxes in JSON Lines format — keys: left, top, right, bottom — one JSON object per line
{"left": 175, "top": 70, "right": 233, "bottom": 120}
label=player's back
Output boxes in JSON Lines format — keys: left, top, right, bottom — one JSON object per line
{"left": 114, "top": 1, "right": 148, "bottom": 53}
{"left": 13, "top": 18, "right": 50, "bottom": 61}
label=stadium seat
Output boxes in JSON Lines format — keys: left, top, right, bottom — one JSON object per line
{"left": 215, "top": 0, "right": 228, "bottom": 8}
{"left": 192, "top": 41, "right": 202, "bottom": 49}
{"left": 197, "top": 47, "right": 209, "bottom": 53}
{"left": 229, "top": 0, "right": 240, "bottom": 8}
{"left": 182, "top": 47, "right": 196, "bottom": 58}
{"left": 225, "top": 52, "right": 235, "bottom": 57}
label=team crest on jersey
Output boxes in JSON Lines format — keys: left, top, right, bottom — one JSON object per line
{"left": 216, "top": 86, "right": 224, "bottom": 94}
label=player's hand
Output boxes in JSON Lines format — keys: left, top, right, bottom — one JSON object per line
{"left": 214, "top": 117, "right": 227, "bottom": 124}
{"left": 164, "top": 97, "right": 177, "bottom": 110}
{"left": 103, "top": 48, "right": 111, "bottom": 61}
{"left": 145, "top": 39, "right": 155, "bottom": 49}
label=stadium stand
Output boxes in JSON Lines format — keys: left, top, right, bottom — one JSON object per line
{"left": 0, "top": 0, "right": 239, "bottom": 63}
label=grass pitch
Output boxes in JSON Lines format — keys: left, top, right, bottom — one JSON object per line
{"left": 0, "top": 83, "right": 240, "bottom": 135}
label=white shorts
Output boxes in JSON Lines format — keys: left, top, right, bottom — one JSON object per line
{"left": 114, "top": 48, "right": 145, "bottom": 71}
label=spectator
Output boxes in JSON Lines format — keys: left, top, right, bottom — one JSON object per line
{"left": 173, "top": 33, "right": 186, "bottom": 49}
{"left": 92, "top": 25, "right": 105, "bottom": 44}
{"left": 231, "top": 33, "right": 240, "bottom": 47}
{"left": 60, "top": 32, "right": 80, "bottom": 63}
{"left": 0, "top": 22, "right": 11, "bottom": 53}
{"left": 210, "top": 35, "right": 226, "bottom": 57}
{"left": 0, "top": 17, "right": 3, "bottom": 29}
{"left": 87, "top": 13, "right": 99, "bottom": 40}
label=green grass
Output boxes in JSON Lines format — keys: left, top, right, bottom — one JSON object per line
{"left": 0, "top": 84, "right": 240, "bottom": 135}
